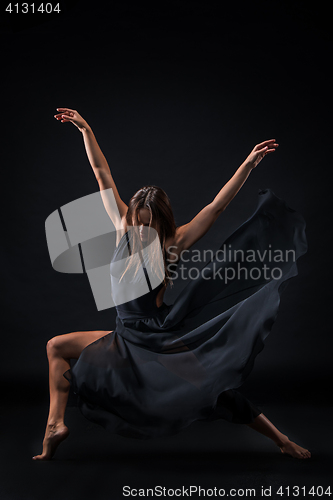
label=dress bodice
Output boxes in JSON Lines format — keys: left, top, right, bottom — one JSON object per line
{"left": 115, "top": 279, "right": 167, "bottom": 320}
{"left": 110, "top": 229, "right": 169, "bottom": 321}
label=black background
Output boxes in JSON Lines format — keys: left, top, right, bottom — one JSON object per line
{"left": 1, "top": 1, "right": 332, "bottom": 499}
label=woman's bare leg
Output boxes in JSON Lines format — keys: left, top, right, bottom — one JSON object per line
{"left": 32, "top": 330, "right": 112, "bottom": 461}
{"left": 246, "top": 413, "right": 311, "bottom": 459}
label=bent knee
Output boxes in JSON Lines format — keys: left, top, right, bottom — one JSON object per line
{"left": 46, "top": 335, "right": 66, "bottom": 356}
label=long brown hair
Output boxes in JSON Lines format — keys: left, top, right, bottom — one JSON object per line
{"left": 125, "top": 185, "right": 177, "bottom": 286}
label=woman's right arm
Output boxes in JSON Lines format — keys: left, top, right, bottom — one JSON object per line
{"left": 54, "top": 108, "right": 128, "bottom": 221}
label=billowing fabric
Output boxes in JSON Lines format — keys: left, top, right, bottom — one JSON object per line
{"left": 64, "top": 188, "right": 307, "bottom": 439}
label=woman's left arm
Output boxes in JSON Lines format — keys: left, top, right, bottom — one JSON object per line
{"left": 176, "top": 139, "right": 279, "bottom": 251}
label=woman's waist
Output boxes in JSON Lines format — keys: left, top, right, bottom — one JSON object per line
{"left": 115, "top": 301, "right": 169, "bottom": 321}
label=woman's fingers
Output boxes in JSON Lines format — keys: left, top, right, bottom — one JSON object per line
{"left": 54, "top": 114, "right": 73, "bottom": 123}
{"left": 54, "top": 108, "right": 76, "bottom": 119}
{"left": 56, "top": 107, "right": 75, "bottom": 113}
{"left": 54, "top": 110, "right": 76, "bottom": 123}
{"left": 254, "top": 142, "right": 279, "bottom": 154}
{"left": 256, "top": 139, "right": 276, "bottom": 148}
{"left": 54, "top": 116, "right": 72, "bottom": 122}
{"left": 254, "top": 140, "right": 278, "bottom": 152}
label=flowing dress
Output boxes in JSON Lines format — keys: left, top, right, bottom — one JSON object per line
{"left": 64, "top": 188, "right": 307, "bottom": 439}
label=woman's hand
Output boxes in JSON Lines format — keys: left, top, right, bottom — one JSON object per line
{"left": 54, "top": 108, "right": 90, "bottom": 132}
{"left": 245, "top": 139, "right": 279, "bottom": 169}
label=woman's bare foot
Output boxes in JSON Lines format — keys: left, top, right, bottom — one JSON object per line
{"left": 279, "top": 437, "right": 311, "bottom": 459}
{"left": 32, "top": 422, "right": 69, "bottom": 461}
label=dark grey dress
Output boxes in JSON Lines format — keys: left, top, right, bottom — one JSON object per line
{"left": 64, "top": 188, "right": 307, "bottom": 439}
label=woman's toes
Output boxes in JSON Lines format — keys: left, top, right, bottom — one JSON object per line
{"left": 279, "top": 440, "right": 311, "bottom": 459}
{"left": 33, "top": 424, "right": 69, "bottom": 461}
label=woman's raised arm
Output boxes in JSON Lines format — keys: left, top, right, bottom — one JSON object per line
{"left": 54, "top": 108, "right": 128, "bottom": 221}
{"left": 175, "top": 139, "right": 279, "bottom": 252}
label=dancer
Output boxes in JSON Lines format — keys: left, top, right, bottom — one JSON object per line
{"left": 33, "top": 108, "right": 311, "bottom": 460}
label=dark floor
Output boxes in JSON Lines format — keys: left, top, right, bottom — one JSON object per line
{"left": 1, "top": 398, "right": 332, "bottom": 500}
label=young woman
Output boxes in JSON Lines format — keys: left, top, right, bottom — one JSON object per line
{"left": 32, "top": 108, "right": 311, "bottom": 460}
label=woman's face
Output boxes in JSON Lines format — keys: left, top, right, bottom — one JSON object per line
{"left": 137, "top": 208, "right": 152, "bottom": 241}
